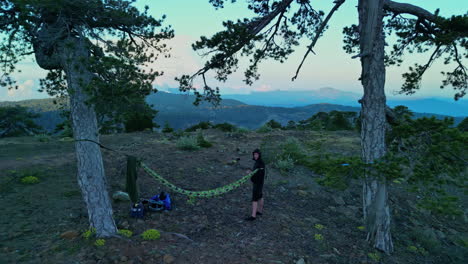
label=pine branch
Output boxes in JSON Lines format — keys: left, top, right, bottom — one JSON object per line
{"left": 292, "top": 0, "right": 345, "bottom": 81}
{"left": 383, "top": 0, "right": 437, "bottom": 23}
{"left": 191, "top": 0, "right": 294, "bottom": 79}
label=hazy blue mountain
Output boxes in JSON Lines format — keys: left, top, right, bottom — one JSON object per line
{"left": 221, "top": 87, "right": 362, "bottom": 107}
{"left": 386, "top": 98, "right": 467, "bottom": 116}
{"left": 146, "top": 91, "right": 465, "bottom": 129}
{"left": 221, "top": 87, "right": 467, "bottom": 116}
{"left": 1, "top": 91, "right": 466, "bottom": 132}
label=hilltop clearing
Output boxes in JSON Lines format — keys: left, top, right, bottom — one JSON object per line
{"left": 0, "top": 130, "right": 466, "bottom": 264}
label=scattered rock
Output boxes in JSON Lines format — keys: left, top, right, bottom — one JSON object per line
{"left": 296, "top": 257, "right": 306, "bottom": 264}
{"left": 333, "top": 247, "right": 341, "bottom": 255}
{"left": 319, "top": 254, "right": 336, "bottom": 258}
{"left": 333, "top": 196, "right": 345, "bottom": 205}
{"left": 422, "top": 227, "right": 438, "bottom": 241}
{"left": 118, "top": 220, "right": 130, "bottom": 229}
{"left": 163, "top": 254, "right": 175, "bottom": 264}
{"left": 435, "top": 230, "right": 446, "bottom": 239}
{"left": 60, "top": 230, "right": 79, "bottom": 240}
{"left": 112, "top": 191, "right": 130, "bottom": 201}
{"left": 226, "top": 159, "right": 239, "bottom": 165}
{"left": 337, "top": 206, "right": 355, "bottom": 218}
{"left": 296, "top": 190, "right": 308, "bottom": 197}
{"left": 94, "top": 251, "right": 106, "bottom": 260}
{"left": 447, "top": 228, "right": 458, "bottom": 235}
{"left": 304, "top": 216, "right": 320, "bottom": 224}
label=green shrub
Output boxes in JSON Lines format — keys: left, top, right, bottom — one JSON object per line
{"left": 20, "top": 176, "right": 40, "bottom": 184}
{"left": 196, "top": 132, "right": 212, "bottom": 148}
{"left": 275, "top": 155, "right": 294, "bottom": 174}
{"left": 280, "top": 137, "right": 307, "bottom": 162}
{"left": 35, "top": 133, "right": 51, "bottom": 142}
{"left": 118, "top": 229, "right": 133, "bottom": 238}
{"left": 256, "top": 124, "right": 272, "bottom": 133}
{"left": 285, "top": 120, "right": 296, "bottom": 130}
{"left": 185, "top": 121, "right": 213, "bottom": 132}
{"left": 124, "top": 109, "right": 156, "bottom": 133}
{"left": 316, "top": 165, "right": 350, "bottom": 190}
{"left": 266, "top": 119, "right": 282, "bottom": 129}
{"left": 94, "top": 239, "right": 105, "bottom": 247}
{"left": 213, "top": 122, "right": 237, "bottom": 132}
{"left": 409, "top": 228, "right": 441, "bottom": 252}
{"left": 236, "top": 127, "right": 250, "bottom": 133}
{"left": 367, "top": 252, "right": 381, "bottom": 262}
{"left": 141, "top": 229, "right": 161, "bottom": 240}
{"left": 176, "top": 136, "right": 200, "bottom": 150}
{"left": 162, "top": 121, "right": 174, "bottom": 133}
{"left": 418, "top": 195, "right": 463, "bottom": 216}
{"left": 314, "top": 224, "right": 325, "bottom": 230}
{"left": 260, "top": 138, "right": 280, "bottom": 164}
{"left": 82, "top": 228, "right": 96, "bottom": 240}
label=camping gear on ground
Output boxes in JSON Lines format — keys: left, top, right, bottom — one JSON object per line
{"left": 130, "top": 202, "right": 144, "bottom": 218}
{"left": 148, "top": 199, "right": 165, "bottom": 212}
{"left": 149, "top": 191, "right": 172, "bottom": 211}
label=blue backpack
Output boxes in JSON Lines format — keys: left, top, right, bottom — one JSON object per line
{"left": 130, "top": 202, "right": 144, "bottom": 218}
{"left": 149, "top": 192, "right": 172, "bottom": 211}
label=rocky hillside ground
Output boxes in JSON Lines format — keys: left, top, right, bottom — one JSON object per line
{"left": 0, "top": 129, "right": 466, "bottom": 264}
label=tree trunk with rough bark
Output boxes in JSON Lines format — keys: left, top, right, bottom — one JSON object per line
{"left": 58, "top": 37, "right": 117, "bottom": 237}
{"left": 357, "top": 0, "right": 394, "bottom": 254}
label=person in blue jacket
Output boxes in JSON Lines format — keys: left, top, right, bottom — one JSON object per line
{"left": 245, "top": 149, "right": 265, "bottom": 221}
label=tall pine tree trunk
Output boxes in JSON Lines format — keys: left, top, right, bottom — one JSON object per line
{"left": 357, "top": 0, "right": 393, "bottom": 253}
{"left": 60, "top": 37, "right": 118, "bottom": 237}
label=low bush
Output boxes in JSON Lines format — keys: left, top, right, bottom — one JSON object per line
{"left": 176, "top": 136, "right": 200, "bottom": 150}
{"left": 275, "top": 155, "right": 294, "bottom": 174}
{"left": 162, "top": 121, "right": 174, "bottom": 133}
{"left": 35, "top": 133, "right": 51, "bottom": 142}
{"left": 256, "top": 124, "right": 272, "bottom": 133}
{"left": 20, "top": 176, "right": 40, "bottom": 184}
{"left": 118, "top": 229, "right": 133, "bottom": 238}
{"left": 185, "top": 121, "right": 213, "bottom": 132}
{"left": 141, "top": 229, "right": 161, "bottom": 240}
{"left": 196, "top": 132, "right": 213, "bottom": 148}
{"left": 213, "top": 122, "right": 237, "bottom": 132}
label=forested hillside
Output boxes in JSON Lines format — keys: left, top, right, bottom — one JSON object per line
{"left": 1, "top": 93, "right": 465, "bottom": 132}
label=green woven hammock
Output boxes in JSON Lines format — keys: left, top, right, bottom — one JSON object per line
{"left": 140, "top": 162, "right": 258, "bottom": 198}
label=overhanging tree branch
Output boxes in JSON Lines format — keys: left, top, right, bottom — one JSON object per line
{"left": 383, "top": 0, "right": 437, "bottom": 23}
{"left": 292, "top": 0, "right": 345, "bottom": 81}
{"left": 190, "top": 0, "right": 294, "bottom": 79}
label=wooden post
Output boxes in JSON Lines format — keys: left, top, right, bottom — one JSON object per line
{"left": 126, "top": 156, "right": 138, "bottom": 203}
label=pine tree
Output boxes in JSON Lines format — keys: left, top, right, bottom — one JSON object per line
{"left": 1, "top": 0, "right": 173, "bottom": 237}
{"left": 176, "top": 0, "right": 466, "bottom": 253}
{"left": 0, "top": 106, "right": 43, "bottom": 137}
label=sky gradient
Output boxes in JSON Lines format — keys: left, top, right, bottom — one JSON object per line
{"left": 1, "top": 0, "right": 467, "bottom": 102}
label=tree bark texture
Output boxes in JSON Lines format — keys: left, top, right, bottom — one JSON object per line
{"left": 358, "top": 0, "right": 394, "bottom": 254}
{"left": 59, "top": 37, "right": 118, "bottom": 237}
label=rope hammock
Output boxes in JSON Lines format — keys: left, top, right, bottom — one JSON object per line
{"left": 74, "top": 139, "right": 259, "bottom": 202}
{"left": 140, "top": 162, "right": 259, "bottom": 199}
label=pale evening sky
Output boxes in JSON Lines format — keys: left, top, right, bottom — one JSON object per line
{"left": 2, "top": 0, "right": 467, "bottom": 102}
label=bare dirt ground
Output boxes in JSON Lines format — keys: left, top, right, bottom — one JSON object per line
{"left": 0, "top": 130, "right": 466, "bottom": 264}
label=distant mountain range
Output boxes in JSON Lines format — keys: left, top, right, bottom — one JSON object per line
{"left": 146, "top": 92, "right": 360, "bottom": 129}
{"left": 214, "top": 87, "right": 467, "bottom": 117}
{"left": 1, "top": 89, "right": 466, "bottom": 132}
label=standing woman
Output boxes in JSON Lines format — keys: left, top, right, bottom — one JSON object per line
{"left": 245, "top": 149, "right": 265, "bottom": 221}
